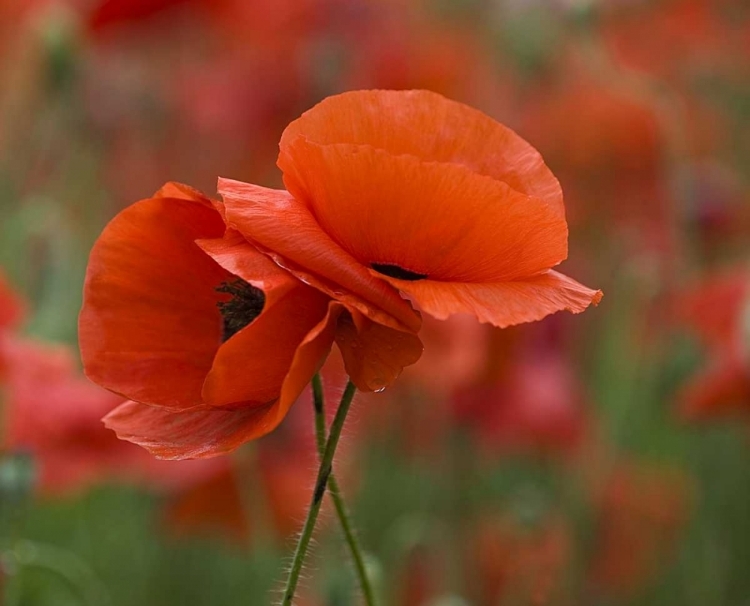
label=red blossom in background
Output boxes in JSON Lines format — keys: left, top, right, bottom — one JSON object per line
{"left": 588, "top": 463, "right": 693, "bottom": 597}
{"left": 469, "top": 511, "right": 573, "bottom": 606}
{"left": 676, "top": 269, "right": 750, "bottom": 420}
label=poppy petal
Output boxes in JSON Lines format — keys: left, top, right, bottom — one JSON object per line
{"left": 335, "top": 309, "right": 424, "bottom": 392}
{"left": 218, "top": 178, "right": 421, "bottom": 333}
{"left": 154, "top": 181, "right": 216, "bottom": 206}
{"left": 275, "top": 301, "right": 340, "bottom": 419}
{"left": 202, "top": 281, "right": 332, "bottom": 408}
{"left": 376, "top": 270, "right": 602, "bottom": 327}
{"left": 279, "top": 89, "right": 563, "bottom": 215}
{"left": 280, "top": 139, "right": 568, "bottom": 282}
{"left": 105, "top": 305, "right": 339, "bottom": 459}
{"left": 80, "top": 194, "right": 229, "bottom": 410}
{"left": 103, "top": 400, "right": 279, "bottom": 459}
{"left": 196, "top": 230, "right": 298, "bottom": 308}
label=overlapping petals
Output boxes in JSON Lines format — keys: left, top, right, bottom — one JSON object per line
{"left": 80, "top": 184, "right": 340, "bottom": 458}
{"left": 224, "top": 89, "right": 601, "bottom": 329}
{"left": 81, "top": 90, "right": 603, "bottom": 460}
{"left": 81, "top": 180, "right": 423, "bottom": 458}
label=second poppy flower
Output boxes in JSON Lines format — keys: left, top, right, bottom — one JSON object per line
{"left": 220, "top": 90, "right": 602, "bottom": 331}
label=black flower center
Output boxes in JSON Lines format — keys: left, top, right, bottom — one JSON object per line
{"left": 371, "top": 263, "right": 427, "bottom": 281}
{"left": 216, "top": 279, "right": 265, "bottom": 342}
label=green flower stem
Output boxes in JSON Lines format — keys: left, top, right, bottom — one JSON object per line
{"left": 282, "top": 379, "right": 357, "bottom": 606}
{"left": 311, "top": 374, "right": 376, "bottom": 606}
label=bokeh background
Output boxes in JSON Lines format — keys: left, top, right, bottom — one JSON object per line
{"left": 1, "top": 0, "right": 750, "bottom": 604}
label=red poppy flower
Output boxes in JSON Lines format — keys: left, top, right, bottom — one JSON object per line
{"left": 453, "top": 350, "right": 588, "bottom": 457}
{"left": 2, "top": 335, "right": 140, "bottom": 494}
{"left": 675, "top": 270, "right": 750, "bottom": 420}
{"left": 588, "top": 463, "right": 693, "bottom": 597}
{"left": 220, "top": 90, "right": 601, "bottom": 332}
{"left": 0, "top": 271, "right": 25, "bottom": 380}
{"left": 0, "top": 271, "right": 25, "bottom": 333}
{"left": 80, "top": 182, "right": 421, "bottom": 459}
{"left": 469, "top": 511, "right": 572, "bottom": 606}
{"left": 163, "top": 458, "right": 251, "bottom": 544}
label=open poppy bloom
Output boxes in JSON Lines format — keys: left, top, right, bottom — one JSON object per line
{"left": 220, "top": 89, "right": 602, "bottom": 333}
{"left": 80, "top": 182, "right": 422, "bottom": 459}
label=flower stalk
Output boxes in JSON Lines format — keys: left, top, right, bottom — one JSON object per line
{"left": 311, "top": 374, "right": 376, "bottom": 606}
{"left": 281, "top": 379, "right": 358, "bottom": 606}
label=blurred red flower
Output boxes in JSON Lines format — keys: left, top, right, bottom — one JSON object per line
{"left": 453, "top": 348, "right": 589, "bottom": 457}
{"left": 588, "top": 463, "right": 693, "bottom": 597}
{"left": 0, "top": 271, "right": 25, "bottom": 333}
{"left": 162, "top": 458, "right": 251, "bottom": 544}
{"left": 2, "top": 336, "right": 131, "bottom": 494}
{"left": 602, "top": 0, "right": 741, "bottom": 81}
{"left": 87, "top": 0, "right": 196, "bottom": 31}
{"left": 676, "top": 269, "right": 750, "bottom": 419}
{"left": 469, "top": 511, "right": 573, "bottom": 606}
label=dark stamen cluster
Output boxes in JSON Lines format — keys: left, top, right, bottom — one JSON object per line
{"left": 371, "top": 263, "right": 427, "bottom": 281}
{"left": 216, "top": 279, "right": 265, "bottom": 342}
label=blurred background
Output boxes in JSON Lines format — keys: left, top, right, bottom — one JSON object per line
{"left": 1, "top": 0, "right": 750, "bottom": 604}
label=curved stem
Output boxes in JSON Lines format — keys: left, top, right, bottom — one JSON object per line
{"left": 282, "top": 380, "right": 357, "bottom": 606}
{"left": 311, "top": 374, "right": 376, "bottom": 606}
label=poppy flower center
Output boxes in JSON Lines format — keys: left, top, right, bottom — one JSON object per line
{"left": 215, "top": 279, "right": 265, "bottom": 342}
{"left": 371, "top": 263, "right": 427, "bottom": 281}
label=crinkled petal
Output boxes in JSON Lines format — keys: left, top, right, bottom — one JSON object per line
{"left": 376, "top": 270, "right": 602, "bottom": 327}
{"left": 280, "top": 139, "right": 567, "bottom": 282}
{"left": 218, "top": 178, "right": 421, "bottom": 332}
{"left": 80, "top": 192, "right": 229, "bottom": 410}
{"left": 279, "top": 89, "right": 563, "bottom": 214}
{"left": 103, "top": 400, "right": 279, "bottom": 459}
{"left": 335, "top": 308, "right": 423, "bottom": 392}
{"left": 105, "top": 302, "right": 339, "bottom": 459}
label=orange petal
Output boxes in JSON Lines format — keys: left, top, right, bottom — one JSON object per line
{"left": 202, "top": 281, "right": 332, "bottom": 408}
{"left": 275, "top": 300, "right": 340, "bottom": 421}
{"left": 377, "top": 270, "right": 602, "bottom": 327}
{"left": 103, "top": 400, "right": 279, "bottom": 459}
{"left": 154, "top": 181, "right": 216, "bottom": 206}
{"left": 335, "top": 308, "right": 423, "bottom": 392}
{"left": 197, "top": 230, "right": 299, "bottom": 309}
{"left": 218, "top": 178, "right": 421, "bottom": 332}
{"left": 80, "top": 194, "right": 229, "bottom": 410}
{"left": 279, "top": 90, "right": 563, "bottom": 215}
{"left": 105, "top": 305, "right": 339, "bottom": 459}
{"left": 280, "top": 139, "right": 567, "bottom": 282}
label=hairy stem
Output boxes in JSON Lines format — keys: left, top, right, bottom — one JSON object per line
{"left": 281, "top": 380, "right": 357, "bottom": 605}
{"left": 311, "top": 374, "right": 376, "bottom": 606}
